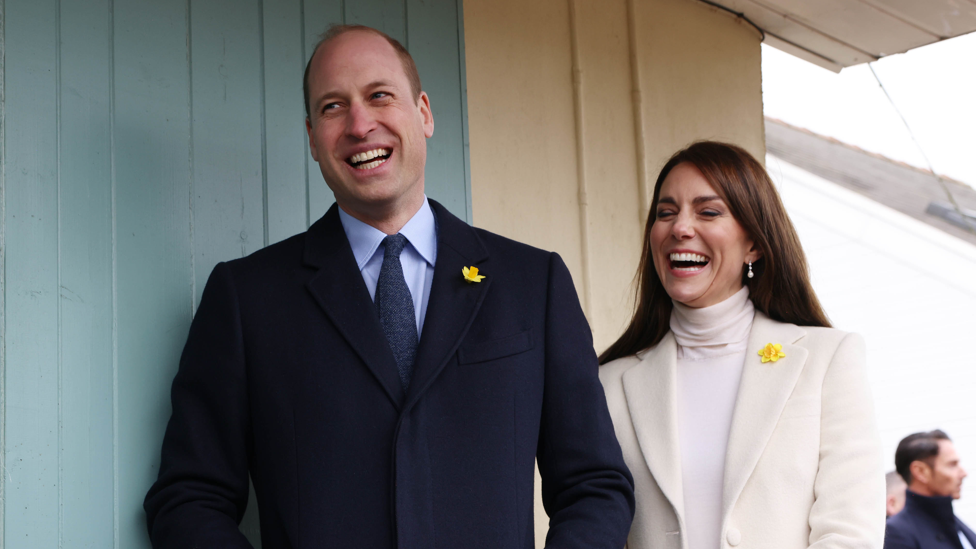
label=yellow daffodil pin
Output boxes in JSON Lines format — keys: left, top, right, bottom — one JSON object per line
{"left": 758, "top": 343, "right": 786, "bottom": 363}
{"left": 462, "top": 266, "right": 486, "bottom": 283}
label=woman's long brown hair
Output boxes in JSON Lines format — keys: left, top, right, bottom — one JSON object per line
{"left": 599, "top": 141, "right": 831, "bottom": 365}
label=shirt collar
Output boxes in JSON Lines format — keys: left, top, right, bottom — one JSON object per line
{"left": 337, "top": 196, "right": 437, "bottom": 270}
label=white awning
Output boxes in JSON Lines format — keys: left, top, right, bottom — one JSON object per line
{"left": 705, "top": 0, "right": 976, "bottom": 71}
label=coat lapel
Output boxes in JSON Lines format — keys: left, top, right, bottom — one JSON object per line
{"left": 303, "top": 204, "right": 405, "bottom": 410}
{"left": 404, "top": 200, "right": 491, "bottom": 411}
{"left": 721, "top": 312, "right": 807, "bottom": 517}
{"left": 622, "top": 333, "right": 685, "bottom": 520}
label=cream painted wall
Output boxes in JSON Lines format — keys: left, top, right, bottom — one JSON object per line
{"left": 462, "top": 0, "right": 765, "bottom": 543}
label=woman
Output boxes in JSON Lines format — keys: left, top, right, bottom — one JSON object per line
{"left": 599, "top": 142, "right": 885, "bottom": 549}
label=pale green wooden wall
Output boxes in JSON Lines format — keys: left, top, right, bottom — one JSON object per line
{"left": 0, "top": 0, "right": 470, "bottom": 546}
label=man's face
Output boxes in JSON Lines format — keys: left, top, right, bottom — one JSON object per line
{"left": 305, "top": 31, "right": 434, "bottom": 222}
{"left": 917, "top": 440, "right": 968, "bottom": 499}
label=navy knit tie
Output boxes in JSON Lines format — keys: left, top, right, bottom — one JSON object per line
{"left": 375, "top": 234, "right": 418, "bottom": 390}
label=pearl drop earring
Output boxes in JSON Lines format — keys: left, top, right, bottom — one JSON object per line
{"left": 747, "top": 261, "right": 754, "bottom": 279}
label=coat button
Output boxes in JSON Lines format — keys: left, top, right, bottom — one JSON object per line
{"left": 727, "top": 528, "right": 742, "bottom": 546}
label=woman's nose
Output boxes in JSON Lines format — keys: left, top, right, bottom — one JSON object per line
{"left": 671, "top": 215, "right": 695, "bottom": 239}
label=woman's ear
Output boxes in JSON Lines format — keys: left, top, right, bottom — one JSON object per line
{"left": 745, "top": 241, "right": 763, "bottom": 264}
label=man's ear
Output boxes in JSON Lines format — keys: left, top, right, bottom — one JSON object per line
{"left": 418, "top": 91, "right": 434, "bottom": 138}
{"left": 306, "top": 118, "right": 320, "bottom": 162}
{"left": 910, "top": 460, "right": 932, "bottom": 485}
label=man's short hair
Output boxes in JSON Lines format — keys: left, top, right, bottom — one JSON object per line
{"left": 886, "top": 470, "right": 906, "bottom": 493}
{"left": 895, "top": 429, "right": 951, "bottom": 484}
{"left": 302, "top": 24, "right": 423, "bottom": 119}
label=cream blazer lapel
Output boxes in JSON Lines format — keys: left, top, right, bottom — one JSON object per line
{"left": 721, "top": 312, "right": 808, "bottom": 519}
{"left": 621, "top": 333, "right": 685, "bottom": 524}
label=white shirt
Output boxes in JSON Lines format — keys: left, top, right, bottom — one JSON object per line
{"left": 671, "top": 286, "right": 754, "bottom": 549}
{"left": 337, "top": 197, "right": 437, "bottom": 336}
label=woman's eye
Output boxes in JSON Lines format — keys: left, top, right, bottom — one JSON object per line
{"left": 700, "top": 209, "right": 720, "bottom": 217}
{"left": 656, "top": 210, "right": 675, "bottom": 219}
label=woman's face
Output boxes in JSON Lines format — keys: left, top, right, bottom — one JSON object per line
{"left": 650, "top": 162, "right": 761, "bottom": 308}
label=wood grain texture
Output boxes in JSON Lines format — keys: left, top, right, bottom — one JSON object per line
{"left": 113, "top": 0, "right": 193, "bottom": 546}
{"left": 4, "top": 0, "right": 60, "bottom": 546}
{"left": 58, "top": 0, "right": 117, "bottom": 545}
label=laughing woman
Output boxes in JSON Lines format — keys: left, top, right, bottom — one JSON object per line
{"left": 599, "top": 142, "right": 885, "bottom": 549}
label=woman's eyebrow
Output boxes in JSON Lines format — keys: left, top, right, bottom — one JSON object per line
{"left": 658, "top": 197, "right": 677, "bottom": 205}
{"left": 693, "top": 195, "right": 722, "bottom": 204}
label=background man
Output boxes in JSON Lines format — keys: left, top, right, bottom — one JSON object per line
{"left": 144, "top": 24, "right": 634, "bottom": 548}
{"left": 885, "top": 430, "right": 973, "bottom": 549}
{"left": 888, "top": 470, "right": 907, "bottom": 517}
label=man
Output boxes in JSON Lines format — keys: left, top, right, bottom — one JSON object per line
{"left": 885, "top": 430, "right": 973, "bottom": 549}
{"left": 887, "top": 470, "right": 907, "bottom": 517}
{"left": 144, "top": 25, "right": 634, "bottom": 548}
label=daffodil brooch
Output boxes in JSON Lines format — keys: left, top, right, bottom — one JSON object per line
{"left": 462, "top": 266, "right": 485, "bottom": 283}
{"left": 758, "top": 343, "right": 786, "bottom": 363}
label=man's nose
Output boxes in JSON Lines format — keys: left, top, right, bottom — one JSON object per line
{"left": 346, "top": 102, "right": 377, "bottom": 139}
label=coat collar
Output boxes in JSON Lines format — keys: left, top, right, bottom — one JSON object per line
{"left": 622, "top": 332, "right": 685, "bottom": 522}
{"left": 620, "top": 312, "right": 808, "bottom": 525}
{"left": 903, "top": 490, "right": 961, "bottom": 534}
{"left": 405, "top": 200, "right": 490, "bottom": 410}
{"left": 302, "top": 200, "right": 490, "bottom": 413}
{"left": 721, "top": 312, "right": 807, "bottom": 519}
{"left": 303, "top": 204, "right": 406, "bottom": 410}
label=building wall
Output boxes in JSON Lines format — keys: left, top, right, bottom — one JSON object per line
{"left": 462, "top": 0, "right": 765, "bottom": 541}
{"left": 464, "top": 0, "right": 765, "bottom": 354}
{"left": 768, "top": 155, "right": 976, "bottom": 526}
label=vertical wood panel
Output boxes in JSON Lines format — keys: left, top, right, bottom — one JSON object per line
{"left": 3, "top": 0, "right": 60, "bottom": 546}
{"left": 263, "top": 0, "right": 308, "bottom": 244}
{"left": 346, "top": 0, "right": 406, "bottom": 44}
{"left": 189, "top": 0, "right": 266, "bottom": 305}
{"left": 113, "top": 0, "right": 192, "bottom": 546}
{"left": 302, "top": 0, "right": 343, "bottom": 221}
{"left": 408, "top": 0, "right": 469, "bottom": 220}
{"left": 58, "top": 0, "right": 117, "bottom": 546}
{"left": 1, "top": 0, "right": 470, "bottom": 544}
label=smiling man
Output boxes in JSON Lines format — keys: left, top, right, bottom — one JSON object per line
{"left": 144, "top": 25, "right": 634, "bottom": 549}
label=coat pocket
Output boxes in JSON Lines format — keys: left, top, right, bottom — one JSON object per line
{"left": 457, "top": 330, "right": 534, "bottom": 365}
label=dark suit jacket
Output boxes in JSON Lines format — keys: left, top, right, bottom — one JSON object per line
{"left": 885, "top": 490, "right": 976, "bottom": 549}
{"left": 144, "top": 200, "right": 635, "bottom": 548}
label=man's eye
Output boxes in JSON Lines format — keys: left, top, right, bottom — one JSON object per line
{"left": 323, "top": 103, "right": 340, "bottom": 111}
{"left": 372, "top": 92, "right": 389, "bottom": 100}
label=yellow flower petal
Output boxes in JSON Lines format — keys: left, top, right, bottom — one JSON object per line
{"left": 462, "top": 265, "right": 486, "bottom": 283}
{"left": 758, "top": 343, "right": 786, "bottom": 363}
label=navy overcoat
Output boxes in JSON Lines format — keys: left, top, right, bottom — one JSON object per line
{"left": 885, "top": 490, "right": 976, "bottom": 549}
{"left": 144, "top": 200, "right": 635, "bottom": 548}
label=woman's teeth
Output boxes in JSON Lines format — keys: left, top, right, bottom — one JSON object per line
{"left": 669, "top": 252, "right": 710, "bottom": 271}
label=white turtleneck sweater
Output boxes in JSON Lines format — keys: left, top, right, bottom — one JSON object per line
{"left": 670, "top": 286, "right": 755, "bottom": 549}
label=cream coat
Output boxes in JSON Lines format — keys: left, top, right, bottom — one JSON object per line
{"left": 600, "top": 312, "right": 886, "bottom": 549}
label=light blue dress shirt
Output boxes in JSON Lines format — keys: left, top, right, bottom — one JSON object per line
{"left": 338, "top": 196, "right": 437, "bottom": 337}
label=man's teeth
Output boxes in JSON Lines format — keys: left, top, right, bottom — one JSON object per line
{"left": 355, "top": 158, "right": 387, "bottom": 170}
{"left": 349, "top": 148, "right": 390, "bottom": 165}
{"left": 669, "top": 252, "right": 709, "bottom": 263}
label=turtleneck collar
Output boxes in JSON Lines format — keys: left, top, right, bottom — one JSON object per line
{"left": 903, "top": 489, "right": 959, "bottom": 532}
{"left": 670, "top": 286, "right": 754, "bottom": 349}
